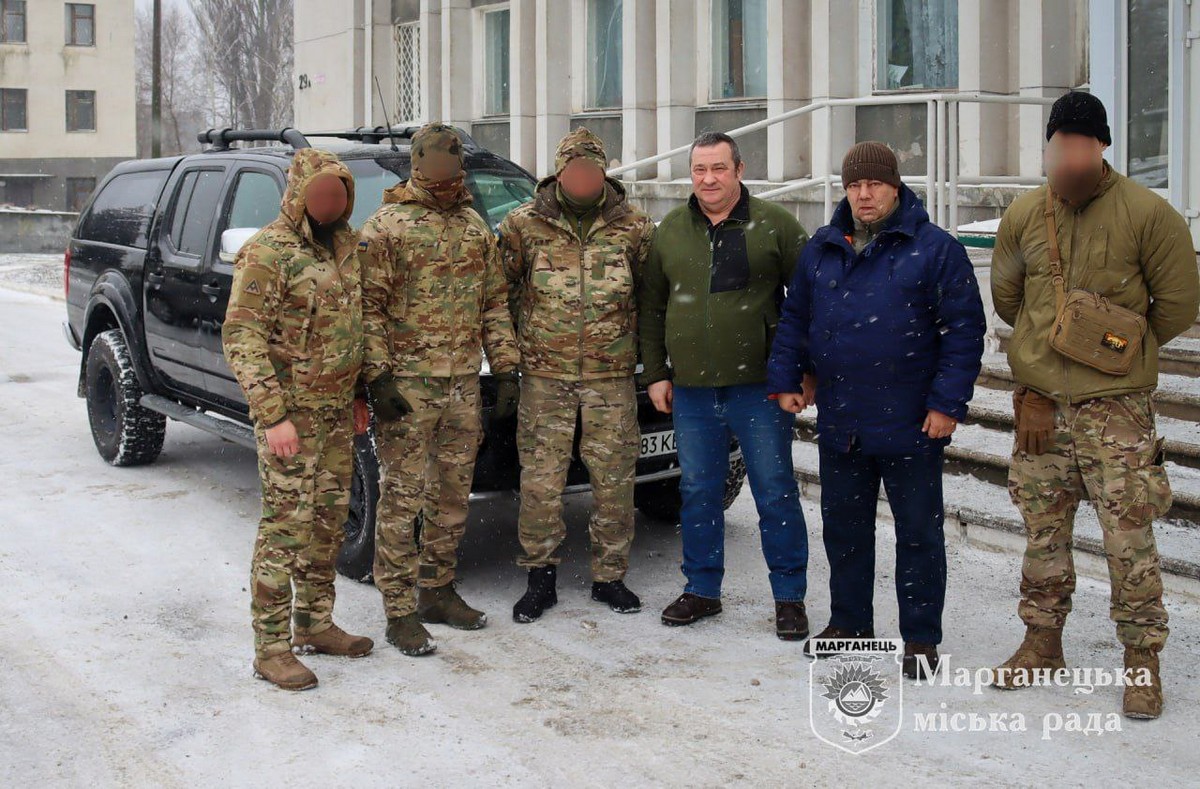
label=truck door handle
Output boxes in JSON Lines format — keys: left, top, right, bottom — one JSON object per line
{"left": 146, "top": 271, "right": 165, "bottom": 287}
{"left": 201, "top": 282, "right": 221, "bottom": 297}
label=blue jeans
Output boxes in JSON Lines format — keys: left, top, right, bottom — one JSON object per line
{"left": 672, "top": 383, "right": 808, "bottom": 602}
{"left": 818, "top": 441, "right": 947, "bottom": 644}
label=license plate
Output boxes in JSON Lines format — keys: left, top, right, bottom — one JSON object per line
{"left": 640, "top": 429, "right": 676, "bottom": 458}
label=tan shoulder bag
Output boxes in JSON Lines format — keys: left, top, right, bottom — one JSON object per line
{"left": 1043, "top": 188, "right": 1147, "bottom": 376}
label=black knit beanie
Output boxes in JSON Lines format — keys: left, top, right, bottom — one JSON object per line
{"left": 1046, "top": 91, "right": 1112, "bottom": 146}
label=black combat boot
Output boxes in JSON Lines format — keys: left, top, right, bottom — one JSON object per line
{"left": 591, "top": 579, "right": 642, "bottom": 613}
{"left": 513, "top": 566, "right": 557, "bottom": 623}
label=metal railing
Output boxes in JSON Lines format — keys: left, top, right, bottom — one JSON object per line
{"left": 607, "top": 92, "right": 1060, "bottom": 237}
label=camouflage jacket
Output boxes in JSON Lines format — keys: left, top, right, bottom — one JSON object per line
{"left": 222, "top": 149, "right": 364, "bottom": 426}
{"left": 358, "top": 180, "right": 518, "bottom": 381}
{"left": 498, "top": 177, "right": 655, "bottom": 381}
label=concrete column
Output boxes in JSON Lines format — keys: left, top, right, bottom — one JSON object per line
{"left": 509, "top": 0, "right": 538, "bottom": 172}
{"left": 620, "top": 0, "right": 657, "bottom": 177}
{"left": 958, "top": 0, "right": 1014, "bottom": 176}
{"left": 654, "top": 0, "right": 697, "bottom": 180}
{"left": 766, "top": 0, "right": 810, "bottom": 181}
{"left": 420, "top": 0, "right": 442, "bottom": 122}
{"left": 439, "top": 0, "right": 473, "bottom": 129}
{"left": 535, "top": 0, "right": 572, "bottom": 175}
{"left": 809, "top": 0, "right": 856, "bottom": 180}
{"left": 1016, "top": 0, "right": 1076, "bottom": 177}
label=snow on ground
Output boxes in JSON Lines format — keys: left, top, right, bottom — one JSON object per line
{"left": 4, "top": 285, "right": 1200, "bottom": 787}
{"left": 0, "top": 253, "right": 63, "bottom": 300}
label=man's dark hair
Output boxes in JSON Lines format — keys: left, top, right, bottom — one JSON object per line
{"left": 690, "top": 131, "right": 743, "bottom": 169}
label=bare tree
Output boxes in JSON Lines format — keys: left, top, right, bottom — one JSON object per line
{"left": 188, "top": 0, "right": 294, "bottom": 131}
{"left": 135, "top": 4, "right": 210, "bottom": 156}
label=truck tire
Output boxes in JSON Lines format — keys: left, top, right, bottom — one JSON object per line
{"left": 337, "top": 433, "right": 381, "bottom": 582}
{"left": 635, "top": 454, "right": 747, "bottom": 524}
{"left": 84, "top": 329, "right": 166, "bottom": 466}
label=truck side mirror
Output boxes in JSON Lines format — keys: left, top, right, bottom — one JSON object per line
{"left": 219, "top": 227, "right": 259, "bottom": 263}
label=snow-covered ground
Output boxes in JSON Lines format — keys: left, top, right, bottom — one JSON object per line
{"left": 4, "top": 284, "right": 1200, "bottom": 787}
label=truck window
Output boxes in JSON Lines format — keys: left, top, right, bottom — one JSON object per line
{"left": 226, "top": 171, "right": 283, "bottom": 231}
{"left": 167, "top": 169, "right": 225, "bottom": 257}
{"left": 77, "top": 170, "right": 169, "bottom": 249}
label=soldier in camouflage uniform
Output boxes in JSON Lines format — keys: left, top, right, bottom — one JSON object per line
{"left": 497, "top": 127, "right": 656, "bottom": 623}
{"left": 990, "top": 93, "right": 1200, "bottom": 718}
{"left": 359, "top": 123, "right": 520, "bottom": 656}
{"left": 223, "top": 148, "right": 374, "bottom": 691}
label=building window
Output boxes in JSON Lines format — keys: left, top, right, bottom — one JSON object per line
{"left": 65, "top": 3, "right": 95, "bottom": 47}
{"left": 483, "top": 9, "right": 510, "bottom": 116}
{"left": 66, "top": 90, "right": 96, "bottom": 132}
{"left": 1, "top": 87, "right": 26, "bottom": 131}
{"left": 878, "top": 0, "right": 958, "bottom": 90}
{"left": 1127, "top": 0, "right": 1168, "bottom": 189}
{"left": 711, "top": 0, "right": 767, "bottom": 100}
{"left": 394, "top": 22, "right": 421, "bottom": 123}
{"left": 1, "top": 0, "right": 26, "bottom": 43}
{"left": 586, "top": 0, "right": 622, "bottom": 109}
{"left": 3, "top": 178, "right": 34, "bottom": 207}
{"left": 66, "top": 177, "right": 95, "bottom": 212}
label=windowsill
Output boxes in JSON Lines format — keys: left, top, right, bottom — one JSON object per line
{"left": 475, "top": 115, "right": 509, "bottom": 122}
{"left": 871, "top": 87, "right": 959, "bottom": 95}
{"left": 66, "top": 129, "right": 98, "bottom": 134}
{"left": 700, "top": 97, "right": 768, "bottom": 109}
{"left": 0, "top": 41, "right": 29, "bottom": 47}
{"left": 0, "top": 129, "right": 29, "bottom": 134}
{"left": 575, "top": 108, "right": 621, "bottom": 116}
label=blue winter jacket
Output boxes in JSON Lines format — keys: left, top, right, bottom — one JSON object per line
{"left": 766, "top": 185, "right": 986, "bottom": 454}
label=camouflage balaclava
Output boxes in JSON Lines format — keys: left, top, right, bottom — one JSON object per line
{"left": 410, "top": 122, "right": 470, "bottom": 210}
{"left": 554, "top": 127, "right": 607, "bottom": 216}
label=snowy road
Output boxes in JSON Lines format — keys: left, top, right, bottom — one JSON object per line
{"left": 3, "top": 284, "right": 1200, "bottom": 787}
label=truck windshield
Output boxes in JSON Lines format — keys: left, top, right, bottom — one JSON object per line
{"left": 343, "top": 156, "right": 536, "bottom": 231}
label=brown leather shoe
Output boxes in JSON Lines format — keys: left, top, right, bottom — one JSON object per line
{"left": 293, "top": 623, "right": 374, "bottom": 658}
{"left": 661, "top": 593, "right": 722, "bottom": 626}
{"left": 804, "top": 624, "right": 876, "bottom": 658}
{"left": 253, "top": 651, "right": 318, "bottom": 691}
{"left": 775, "top": 601, "right": 809, "bottom": 641}
{"left": 903, "top": 642, "right": 940, "bottom": 680}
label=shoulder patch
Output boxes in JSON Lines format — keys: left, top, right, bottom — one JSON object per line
{"left": 244, "top": 279, "right": 261, "bottom": 296}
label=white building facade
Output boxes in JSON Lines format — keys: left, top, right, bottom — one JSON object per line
{"left": 0, "top": 1, "right": 137, "bottom": 212}
{"left": 295, "top": 0, "right": 1200, "bottom": 248}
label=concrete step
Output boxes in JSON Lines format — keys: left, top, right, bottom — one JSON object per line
{"left": 993, "top": 324, "right": 1200, "bottom": 378}
{"left": 793, "top": 412, "right": 1200, "bottom": 519}
{"left": 964, "top": 384, "right": 1200, "bottom": 469}
{"left": 790, "top": 437, "right": 1200, "bottom": 585}
{"left": 975, "top": 353, "right": 1200, "bottom": 423}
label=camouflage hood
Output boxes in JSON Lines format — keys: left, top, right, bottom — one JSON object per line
{"left": 280, "top": 148, "right": 357, "bottom": 240}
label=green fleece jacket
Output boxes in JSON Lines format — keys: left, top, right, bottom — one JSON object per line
{"left": 639, "top": 186, "right": 807, "bottom": 388}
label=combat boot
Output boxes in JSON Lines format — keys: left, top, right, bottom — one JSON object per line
{"left": 385, "top": 613, "right": 438, "bottom": 656}
{"left": 253, "top": 651, "right": 318, "bottom": 691}
{"left": 418, "top": 583, "right": 488, "bottom": 630}
{"left": 1123, "top": 646, "right": 1163, "bottom": 720}
{"left": 293, "top": 623, "right": 374, "bottom": 657}
{"left": 993, "top": 626, "right": 1066, "bottom": 689}
{"left": 513, "top": 566, "right": 557, "bottom": 623}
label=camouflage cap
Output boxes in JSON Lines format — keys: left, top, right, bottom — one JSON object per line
{"left": 555, "top": 127, "right": 607, "bottom": 176}
{"left": 411, "top": 122, "right": 465, "bottom": 180}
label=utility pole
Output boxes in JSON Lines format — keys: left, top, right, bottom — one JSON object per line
{"left": 151, "top": 0, "right": 162, "bottom": 157}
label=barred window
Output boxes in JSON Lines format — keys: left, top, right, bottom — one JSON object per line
{"left": 394, "top": 22, "right": 421, "bottom": 123}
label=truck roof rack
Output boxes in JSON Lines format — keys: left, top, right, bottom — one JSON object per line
{"left": 302, "top": 125, "right": 479, "bottom": 149}
{"left": 196, "top": 128, "right": 311, "bottom": 152}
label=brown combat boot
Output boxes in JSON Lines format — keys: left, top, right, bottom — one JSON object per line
{"left": 293, "top": 623, "right": 374, "bottom": 658}
{"left": 1123, "top": 647, "right": 1163, "bottom": 720}
{"left": 253, "top": 651, "right": 318, "bottom": 691}
{"left": 386, "top": 613, "right": 438, "bottom": 656}
{"left": 993, "top": 626, "right": 1066, "bottom": 689}
{"left": 418, "top": 583, "right": 488, "bottom": 630}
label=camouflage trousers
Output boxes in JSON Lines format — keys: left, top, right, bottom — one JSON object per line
{"left": 517, "top": 374, "right": 638, "bottom": 582}
{"left": 251, "top": 406, "right": 354, "bottom": 659}
{"left": 1009, "top": 391, "right": 1172, "bottom": 649}
{"left": 374, "top": 375, "right": 483, "bottom": 619}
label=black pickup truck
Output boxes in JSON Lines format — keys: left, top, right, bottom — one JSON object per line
{"left": 63, "top": 126, "right": 746, "bottom": 579}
